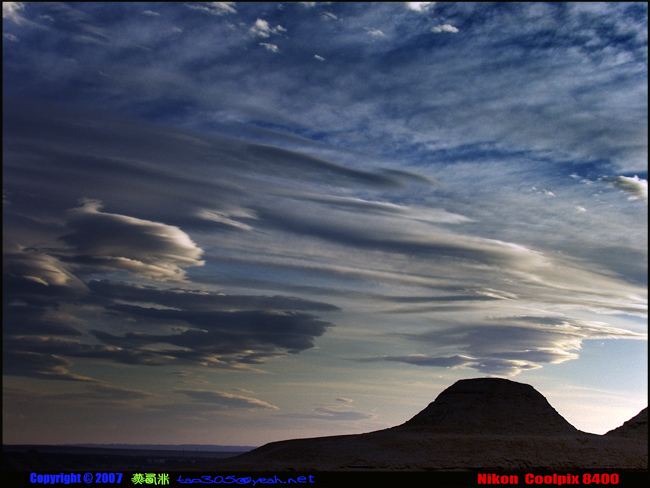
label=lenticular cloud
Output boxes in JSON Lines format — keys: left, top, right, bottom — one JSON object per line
{"left": 61, "top": 199, "right": 204, "bottom": 281}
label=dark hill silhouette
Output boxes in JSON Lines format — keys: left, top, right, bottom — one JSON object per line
{"left": 197, "top": 378, "right": 647, "bottom": 471}
{"left": 605, "top": 407, "right": 648, "bottom": 440}
{"left": 401, "top": 378, "right": 580, "bottom": 435}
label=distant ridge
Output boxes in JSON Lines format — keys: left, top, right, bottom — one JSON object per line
{"left": 202, "top": 378, "right": 647, "bottom": 471}
{"left": 65, "top": 444, "right": 256, "bottom": 452}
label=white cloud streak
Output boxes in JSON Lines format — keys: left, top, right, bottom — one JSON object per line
{"left": 366, "top": 28, "right": 386, "bottom": 38}
{"left": 175, "top": 389, "right": 278, "bottom": 410}
{"left": 185, "top": 2, "right": 236, "bottom": 16}
{"left": 431, "top": 24, "right": 459, "bottom": 33}
{"left": 610, "top": 175, "right": 648, "bottom": 202}
{"left": 259, "top": 42, "right": 279, "bottom": 53}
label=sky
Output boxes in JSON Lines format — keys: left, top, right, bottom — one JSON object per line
{"left": 2, "top": 2, "right": 647, "bottom": 447}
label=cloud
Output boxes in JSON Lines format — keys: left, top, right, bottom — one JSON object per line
{"left": 374, "top": 316, "right": 645, "bottom": 375}
{"left": 5, "top": 3, "right": 148, "bottom": 49}
{"left": 3, "top": 33, "right": 19, "bottom": 42}
{"left": 4, "top": 335, "right": 183, "bottom": 369}
{"left": 1, "top": 3, "right": 646, "bottom": 420}
{"left": 86, "top": 382, "right": 157, "bottom": 401}
{"left": 0, "top": 4, "right": 646, "bottom": 448}
{"left": 3, "top": 3, "right": 645, "bottom": 178}
{"left": 174, "top": 389, "right": 278, "bottom": 409}
{"left": 366, "top": 28, "right": 386, "bottom": 38}
{"left": 292, "top": 195, "right": 472, "bottom": 224}
{"left": 431, "top": 24, "right": 459, "bottom": 33}
{"left": 362, "top": 354, "right": 475, "bottom": 368}
{"left": 283, "top": 405, "right": 377, "bottom": 422}
{"left": 95, "top": 305, "right": 334, "bottom": 355}
{"left": 2, "top": 350, "right": 98, "bottom": 382}
{"left": 406, "top": 2, "right": 435, "bottom": 12}
{"left": 5, "top": 276, "right": 342, "bottom": 377}
{"left": 4, "top": 382, "right": 156, "bottom": 409}
{"left": 250, "top": 19, "right": 286, "bottom": 38}
{"left": 235, "top": 143, "right": 401, "bottom": 187}
{"left": 60, "top": 199, "right": 205, "bottom": 281}
{"left": 6, "top": 103, "right": 638, "bottom": 330}
{"left": 86, "top": 280, "right": 341, "bottom": 312}
{"left": 185, "top": 2, "right": 236, "bottom": 16}
{"left": 2, "top": 2, "right": 24, "bottom": 23}
{"left": 3, "top": 306, "right": 83, "bottom": 337}
{"left": 361, "top": 355, "right": 543, "bottom": 377}
{"left": 260, "top": 42, "right": 279, "bottom": 53}
{"left": 3, "top": 244, "right": 88, "bottom": 299}
{"left": 2, "top": 100, "right": 408, "bottom": 224}
{"left": 2, "top": 280, "right": 331, "bottom": 371}
{"left": 232, "top": 388, "right": 256, "bottom": 395}
{"left": 299, "top": 2, "right": 333, "bottom": 8}
{"left": 196, "top": 208, "right": 257, "bottom": 231}
{"left": 257, "top": 201, "right": 547, "bottom": 271}
{"left": 609, "top": 175, "right": 648, "bottom": 202}
{"left": 311, "top": 407, "right": 377, "bottom": 421}
{"left": 142, "top": 10, "right": 160, "bottom": 17}
{"left": 471, "top": 358, "right": 542, "bottom": 376}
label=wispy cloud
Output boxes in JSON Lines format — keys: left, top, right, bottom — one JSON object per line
{"left": 281, "top": 400, "right": 377, "bottom": 422}
{"left": 259, "top": 42, "right": 279, "bottom": 53}
{"left": 87, "top": 280, "right": 340, "bottom": 312}
{"left": 185, "top": 2, "right": 236, "bottom": 16}
{"left": 4, "top": 101, "right": 644, "bottom": 386}
{"left": 310, "top": 407, "right": 377, "bottom": 421}
{"left": 431, "top": 24, "right": 458, "bottom": 33}
{"left": 366, "top": 28, "right": 386, "bottom": 38}
{"left": 2, "top": 350, "right": 98, "bottom": 382}
{"left": 175, "top": 389, "right": 278, "bottom": 410}
{"left": 86, "top": 382, "right": 158, "bottom": 401}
